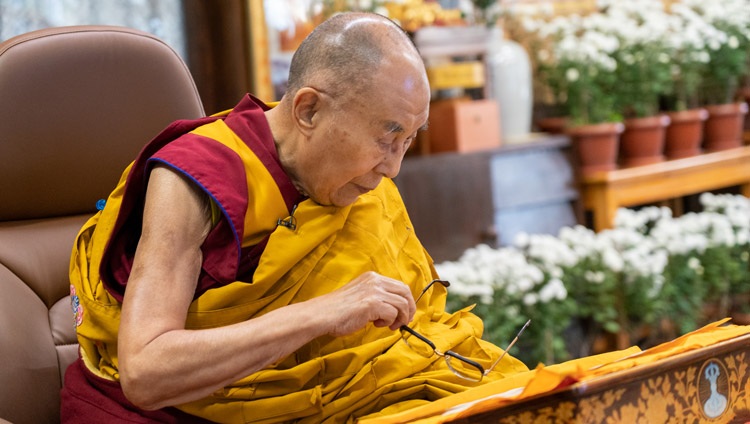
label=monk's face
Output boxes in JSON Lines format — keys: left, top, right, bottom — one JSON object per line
{"left": 298, "top": 58, "right": 430, "bottom": 207}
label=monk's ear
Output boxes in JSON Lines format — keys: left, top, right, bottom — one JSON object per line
{"left": 292, "top": 88, "right": 322, "bottom": 137}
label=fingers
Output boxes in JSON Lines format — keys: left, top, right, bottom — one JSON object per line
{"left": 367, "top": 275, "right": 414, "bottom": 327}
{"left": 370, "top": 293, "right": 411, "bottom": 331}
{"left": 367, "top": 273, "right": 416, "bottom": 329}
{"left": 323, "top": 272, "right": 418, "bottom": 336}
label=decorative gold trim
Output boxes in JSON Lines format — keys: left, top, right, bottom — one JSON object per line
{"left": 492, "top": 351, "right": 749, "bottom": 423}
{"left": 698, "top": 359, "right": 731, "bottom": 420}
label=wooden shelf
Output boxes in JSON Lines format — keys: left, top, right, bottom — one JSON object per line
{"left": 582, "top": 145, "right": 750, "bottom": 231}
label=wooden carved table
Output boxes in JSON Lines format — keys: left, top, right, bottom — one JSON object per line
{"left": 448, "top": 333, "right": 750, "bottom": 423}
{"left": 582, "top": 145, "right": 750, "bottom": 231}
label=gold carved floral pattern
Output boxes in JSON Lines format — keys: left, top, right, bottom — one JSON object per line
{"left": 496, "top": 352, "right": 749, "bottom": 423}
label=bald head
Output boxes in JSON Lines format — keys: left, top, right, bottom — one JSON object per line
{"left": 285, "top": 12, "right": 422, "bottom": 101}
{"left": 266, "top": 12, "right": 430, "bottom": 207}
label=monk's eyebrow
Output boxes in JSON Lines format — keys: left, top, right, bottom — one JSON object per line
{"left": 383, "top": 120, "right": 404, "bottom": 134}
{"left": 382, "top": 120, "right": 429, "bottom": 134}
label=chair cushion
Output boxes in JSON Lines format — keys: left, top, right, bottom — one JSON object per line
{"left": 0, "top": 215, "right": 87, "bottom": 422}
{"left": 0, "top": 25, "right": 205, "bottom": 424}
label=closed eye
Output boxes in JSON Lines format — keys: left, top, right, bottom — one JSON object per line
{"left": 377, "top": 138, "right": 392, "bottom": 151}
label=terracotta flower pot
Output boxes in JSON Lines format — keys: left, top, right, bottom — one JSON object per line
{"left": 703, "top": 102, "right": 749, "bottom": 152}
{"left": 536, "top": 116, "right": 568, "bottom": 134}
{"left": 567, "top": 122, "right": 624, "bottom": 175}
{"left": 619, "top": 115, "right": 670, "bottom": 167}
{"left": 664, "top": 108, "right": 708, "bottom": 159}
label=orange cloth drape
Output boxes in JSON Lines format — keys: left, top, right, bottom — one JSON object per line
{"left": 361, "top": 319, "right": 750, "bottom": 423}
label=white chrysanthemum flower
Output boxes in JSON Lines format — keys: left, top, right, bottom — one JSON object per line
{"left": 539, "top": 278, "right": 567, "bottom": 303}
{"left": 565, "top": 67, "right": 579, "bottom": 82}
{"left": 728, "top": 35, "right": 740, "bottom": 49}
{"left": 550, "top": 267, "right": 564, "bottom": 279}
{"left": 602, "top": 247, "right": 624, "bottom": 272}
{"left": 647, "top": 274, "right": 666, "bottom": 298}
{"left": 514, "top": 231, "right": 530, "bottom": 249}
{"left": 687, "top": 256, "right": 701, "bottom": 270}
{"left": 585, "top": 270, "right": 606, "bottom": 284}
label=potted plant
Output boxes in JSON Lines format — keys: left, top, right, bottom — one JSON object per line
{"left": 439, "top": 244, "right": 576, "bottom": 367}
{"left": 643, "top": 193, "right": 750, "bottom": 334}
{"left": 601, "top": 1, "right": 674, "bottom": 167}
{"left": 661, "top": 3, "right": 712, "bottom": 159}
{"left": 683, "top": 0, "right": 750, "bottom": 151}
{"left": 438, "top": 193, "right": 750, "bottom": 363}
{"left": 555, "top": 223, "right": 669, "bottom": 352}
{"left": 529, "top": 11, "right": 623, "bottom": 175}
{"left": 698, "top": 193, "right": 750, "bottom": 325}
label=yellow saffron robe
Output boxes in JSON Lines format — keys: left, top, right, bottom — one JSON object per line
{"left": 69, "top": 95, "right": 528, "bottom": 423}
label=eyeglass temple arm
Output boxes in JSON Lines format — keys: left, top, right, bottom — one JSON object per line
{"left": 486, "top": 319, "right": 531, "bottom": 375}
{"left": 400, "top": 325, "right": 437, "bottom": 350}
{"left": 414, "top": 279, "right": 450, "bottom": 304}
{"left": 402, "top": 325, "right": 485, "bottom": 378}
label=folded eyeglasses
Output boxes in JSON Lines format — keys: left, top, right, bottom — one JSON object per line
{"left": 400, "top": 279, "right": 530, "bottom": 382}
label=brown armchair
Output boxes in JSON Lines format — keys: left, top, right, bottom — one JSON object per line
{"left": 0, "top": 26, "right": 204, "bottom": 424}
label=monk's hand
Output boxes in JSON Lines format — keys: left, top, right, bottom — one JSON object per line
{"left": 321, "top": 271, "right": 416, "bottom": 337}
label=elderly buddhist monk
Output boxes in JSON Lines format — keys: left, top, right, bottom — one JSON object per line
{"left": 61, "top": 12, "right": 528, "bottom": 423}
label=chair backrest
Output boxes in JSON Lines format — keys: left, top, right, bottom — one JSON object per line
{"left": 0, "top": 25, "right": 204, "bottom": 424}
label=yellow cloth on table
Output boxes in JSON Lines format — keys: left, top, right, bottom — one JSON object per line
{"left": 360, "top": 319, "right": 750, "bottom": 423}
